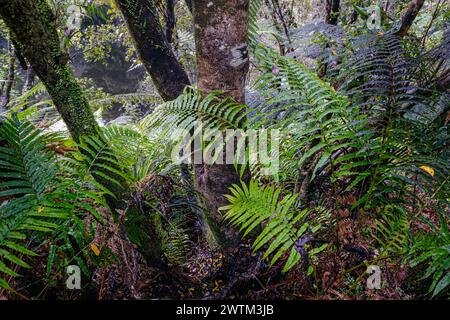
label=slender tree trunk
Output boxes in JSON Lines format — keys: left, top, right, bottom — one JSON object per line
{"left": 265, "top": 0, "right": 291, "bottom": 55}
{"left": 1, "top": 42, "right": 15, "bottom": 111}
{"left": 395, "top": 0, "right": 425, "bottom": 37}
{"left": 115, "top": 0, "right": 203, "bottom": 237}
{"left": 22, "top": 66, "right": 35, "bottom": 94}
{"left": 272, "top": 0, "right": 291, "bottom": 41}
{"left": 114, "top": 0, "right": 190, "bottom": 101}
{"left": 165, "top": 0, "right": 176, "bottom": 43}
{"left": 325, "top": 0, "right": 340, "bottom": 25}
{"left": 383, "top": 0, "right": 390, "bottom": 13}
{"left": 192, "top": 0, "right": 251, "bottom": 248}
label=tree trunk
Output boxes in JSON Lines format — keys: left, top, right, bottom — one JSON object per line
{"left": 192, "top": 0, "right": 251, "bottom": 248}
{"left": 325, "top": 0, "right": 340, "bottom": 25}
{"left": 165, "top": 0, "right": 176, "bottom": 43}
{"left": 395, "top": 0, "right": 425, "bottom": 37}
{"left": 114, "top": 0, "right": 190, "bottom": 101}
{"left": 265, "top": 0, "right": 291, "bottom": 55}
{"left": 22, "top": 66, "right": 35, "bottom": 94}
{"left": 0, "top": 0, "right": 166, "bottom": 269}
{"left": 0, "top": 41, "right": 15, "bottom": 111}
{"left": 1, "top": 1, "right": 97, "bottom": 139}
{"left": 0, "top": 0, "right": 134, "bottom": 206}
{"left": 0, "top": 0, "right": 125, "bottom": 208}
{"left": 0, "top": 0, "right": 98, "bottom": 140}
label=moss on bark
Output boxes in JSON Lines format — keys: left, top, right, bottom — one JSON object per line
{"left": 0, "top": 0, "right": 99, "bottom": 140}
{"left": 0, "top": 0, "right": 167, "bottom": 269}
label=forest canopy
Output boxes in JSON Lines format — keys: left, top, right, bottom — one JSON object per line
{"left": 0, "top": 0, "right": 448, "bottom": 301}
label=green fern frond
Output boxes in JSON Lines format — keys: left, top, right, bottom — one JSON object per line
{"left": 372, "top": 205, "right": 410, "bottom": 255}
{"left": 0, "top": 116, "right": 105, "bottom": 288}
{"left": 220, "top": 180, "right": 327, "bottom": 272}
{"left": 147, "top": 86, "right": 252, "bottom": 132}
{"left": 248, "top": 0, "right": 264, "bottom": 48}
{"left": 408, "top": 217, "right": 450, "bottom": 297}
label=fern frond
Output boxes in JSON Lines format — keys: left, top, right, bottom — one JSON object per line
{"left": 408, "top": 217, "right": 450, "bottom": 297}
{"left": 0, "top": 116, "right": 105, "bottom": 288}
{"left": 373, "top": 205, "right": 410, "bottom": 255}
{"left": 221, "top": 181, "right": 327, "bottom": 272}
{"left": 146, "top": 86, "right": 252, "bottom": 132}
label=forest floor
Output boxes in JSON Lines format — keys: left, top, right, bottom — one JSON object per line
{"left": 4, "top": 199, "right": 436, "bottom": 301}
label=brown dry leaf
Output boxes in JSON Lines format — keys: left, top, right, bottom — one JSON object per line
{"left": 338, "top": 209, "right": 351, "bottom": 219}
{"left": 322, "top": 271, "right": 332, "bottom": 288}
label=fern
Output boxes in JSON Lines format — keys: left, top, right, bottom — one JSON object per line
{"left": 131, "top": 174, "right": 194, "bottom": 266}
{"left": 161, "top": 214, "right": 191, "bottom": 266}
{"left": 61, "top": 128, "right": 132, "bottom": 202}
{"left": 0, "top": 116, "right": 104, "bottom": 288}
{"left": 253, "top": 46, "right": 370, "bottom": 184}
{"left": 147, "top": 86, "right": 251, "bottom": 132}
{"left": 372, "top": 205, "right": 410, "bottom": 255}
{"left": 220, "top": 180, "right": 327, "bottom": 272}
{"left": 248, "top": 0, "right": 264, "bottom": 49}
{"left": 407, "top": 217, "right": 450, "bottom": 297}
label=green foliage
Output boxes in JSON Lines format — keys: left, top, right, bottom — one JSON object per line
{"left": 248, "top": 0, "right": 264, "bottom": 48}
{"left": 221, "top": 180, "right": 328, "bottom": 272}
{"left": 254, "top": 45, "right": 367, "bottom": 183}
{"left": 408, "top": 218, "right": 450, "bottom": 297}
{"left": 0, "top": 115, "right": 105, "bottom": 289}
{"left": 373, "top": 205, "right": 410, "bottom": 255}
{"left": 161, "top": 214, "right": 191, "bottom": 266}
{"left": 131, "top": 174, "right": 195, "bottom": 266}
{"left": 147, "top": 86, "right": 250, "bottom": 132}
{"left": 141, "top": 37, "right": 448, "bottom": 285}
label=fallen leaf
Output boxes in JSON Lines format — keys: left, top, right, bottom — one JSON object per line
{"left": 420, "top": 165, "right": 435, "bottom": 177}
{"left": 90, "top": 243, "right": 101, "bottom": 256}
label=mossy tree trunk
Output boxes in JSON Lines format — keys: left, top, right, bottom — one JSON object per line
{"left": 0, "top": 0, "right": 166, "bottom": 269}
{"left": 0, "top": 0, "right": 98, "bottom": 140}
{"left": 114, "top": 0, "right": 191, "bottom": 101}
{"left": 192, "top": 0, "right": 251, "bottom": 248}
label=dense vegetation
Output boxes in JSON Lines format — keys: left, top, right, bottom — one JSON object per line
{"left": 0, "top": 0, "right": 448, "bottom": 300}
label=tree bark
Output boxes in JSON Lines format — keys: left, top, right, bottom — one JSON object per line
{"left": 394, "top": 0, "right": 425, "bottom": 37}
{"left": 0, "top": 41, "right": 15, "bottom": 111}
{"left": 0, "top": 0, "right": 98, "bottom": 140}
{"left": 22, "top": 66, "right": 35, "bottom": 94}
{"left": 192, "top": 0, "right": 251, "bottom": 248}
{"left": 165, "top": 0, "right": 176, "bottom": 43}
{"left": 114, "top": 0, "right": 190, "bottom": 101}
{"left": 325, "top": 0, "right": 340, "bottom": 25}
